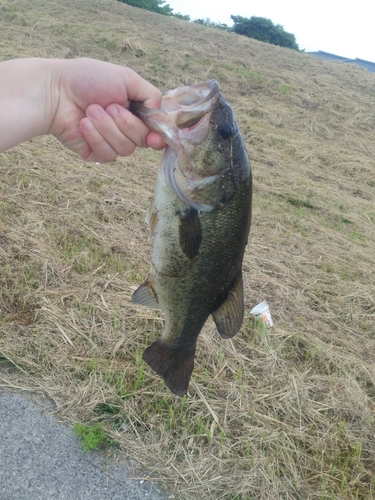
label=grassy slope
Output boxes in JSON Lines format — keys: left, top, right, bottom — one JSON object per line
{"left": 1, "top": 0, "right": 375, "bottom": 498}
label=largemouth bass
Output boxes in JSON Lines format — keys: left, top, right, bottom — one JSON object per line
{"left": 131, "top": 80, "right": 252, "bottom": 396}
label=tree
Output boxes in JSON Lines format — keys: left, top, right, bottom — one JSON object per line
{"left": 194, "top": 18, "right": 230, "bottom": 31}
{"left": 172, "top": 12, "right": 191, "bottom": 21}
{"left": 231, "top": 15, "right": 299, "bottom": 50}
{"left": 118, "top": 0, "right": 173, "bottom": 16}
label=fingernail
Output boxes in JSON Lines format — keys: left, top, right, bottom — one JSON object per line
{"left": 80, "top": 117, "right": 95, "bottom": 133}
{"left": 106, "top": 104, "right": 120, "bottom": 117}
{"left": 87, "top": 105, "right": 103, "bottom": 120}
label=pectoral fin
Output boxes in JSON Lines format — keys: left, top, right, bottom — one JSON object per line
{"left": 212, "top": 275, "right": 244, "bottom": 339}
{"left": 143, "top": 340, "right": 196, "bottom": 396}
{"left": 131, "top": 280, "right": 162, "bottom": 309}
{"left": 178, "top": 208, "right": 202, "bottom": 259}
{"left": 145, "top": 203, "right": 158, "bottom": 240}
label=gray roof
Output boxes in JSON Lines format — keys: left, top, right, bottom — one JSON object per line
{"left": 308, "top": 50, "right": 375, "bottom": 73}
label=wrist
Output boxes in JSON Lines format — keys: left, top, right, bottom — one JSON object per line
{"left": 0, "top": 58, "right": 61, "bottom": 152}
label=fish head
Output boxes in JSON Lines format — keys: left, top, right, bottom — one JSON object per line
{"left": 131, "top": 80, "right": 251, "bottom": 212}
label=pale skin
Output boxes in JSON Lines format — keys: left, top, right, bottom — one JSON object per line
{"left": 0, "top": 57, "right": 166, "bottom": 162}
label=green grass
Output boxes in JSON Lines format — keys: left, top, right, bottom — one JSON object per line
{"left": 280, "top": 84, "right": 292, "bottom": 93}
{"left": 73, "top": 422, "right": 111, "bottom": 452}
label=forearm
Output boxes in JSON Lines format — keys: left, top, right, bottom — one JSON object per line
{"left": 0, "top": 58, "right": 60, "bottom": 152}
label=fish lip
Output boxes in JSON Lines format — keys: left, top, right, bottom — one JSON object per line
{"left": 163, "top": 79, "right": 220, "bottom": 110}
{"left": 194, "top": 79, "right": 220, "bottom": 104}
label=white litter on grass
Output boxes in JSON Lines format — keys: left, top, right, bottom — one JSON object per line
{"left": 250, "top": 300, "right": 274, "bottom": 328}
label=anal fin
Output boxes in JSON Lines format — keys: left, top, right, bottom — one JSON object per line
{"left": 212, "top": 274, "right": 244, "bottom": 339}
{"left": 143, "top": 340, "right": 195, "bottom": 396}
{"left": 131, "top": 279, "right": 162, "bottom": 309}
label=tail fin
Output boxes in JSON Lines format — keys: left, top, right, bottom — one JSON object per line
{"left": 142, "top": 340, "right": 195, "bottom": 397}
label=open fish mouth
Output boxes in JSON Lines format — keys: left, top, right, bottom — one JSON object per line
{"left": 160, "top": 79, "right": 220, "bottom": 111}
{"left": 130, "top": 79, "right": 220, "bottom": 147}
{"left": 130, "top": 80, "right": 222, "bottom": 211}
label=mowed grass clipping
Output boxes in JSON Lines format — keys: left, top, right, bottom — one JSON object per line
{"left": 1, "top": 0, "right": 375, "bottom": 498}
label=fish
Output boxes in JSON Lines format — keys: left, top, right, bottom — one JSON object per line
{"left": 130, "top": 79, "right": 252, "bottom": 396}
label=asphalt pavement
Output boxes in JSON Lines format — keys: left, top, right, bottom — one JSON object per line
{"left": 0, "top": 387, "right": 171, "bottom": 500}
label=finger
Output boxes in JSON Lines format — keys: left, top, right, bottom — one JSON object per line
{"left": 147, "top": 132, "right": 167, "bottom": 151}
{"left": 122, "top": 68, "right": 162, "bottom": 109}
{"left": 85, "top": 104, "right": 139, "bottom": 156}
{"left": 105, "top": 104, "right": 150, "bottom": 149}
{"left": 80, "top": 116, "right": 119, "bottom": 163}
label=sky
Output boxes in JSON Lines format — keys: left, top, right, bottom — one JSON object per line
{"left": 166, "top": 0, "right": 374, "bottom": 62}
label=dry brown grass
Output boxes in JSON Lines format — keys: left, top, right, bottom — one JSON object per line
{"left": 1, "top": 0, "right": 375, "bottom": 498}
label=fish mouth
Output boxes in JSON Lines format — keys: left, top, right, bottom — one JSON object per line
{"left": 130, "top": 80, "right": 221, "bottom": 211}
{"left": 161, "top": 79, "right": 220, "bottom": 111}
{"left": 130, "top": 79, "right": 220, "bottom": 145}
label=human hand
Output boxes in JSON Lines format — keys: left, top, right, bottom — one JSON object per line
{"left": 49, "top": 58, "right": 166, "bottom": 162}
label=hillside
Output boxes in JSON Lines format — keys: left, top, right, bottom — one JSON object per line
{"left": 1, "top": 0, "right": 375, "bottom": 498}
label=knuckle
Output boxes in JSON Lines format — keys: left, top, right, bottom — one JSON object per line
{"left": 117, "top": 109, "right": 132, "bottom": 128}
{"left": 118, "top": 142, "right": 136, "bottom": 157}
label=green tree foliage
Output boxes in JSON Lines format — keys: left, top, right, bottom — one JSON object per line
{"left": 231, "top": 15, "right": 299, "bottom": 50}
{"left": 118, "top": 0, "right": 173, "bottom": 16}
{"left": 173, "top": 12, "right": 191, "bottom": 21}
{"left": 194, "top": 18, "right": 230, "bottom": 31}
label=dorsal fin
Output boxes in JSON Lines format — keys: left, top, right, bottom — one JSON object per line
{"left": 212, "top": 275, "right": 244, "bottom": 339}
{"left": 131, "top": 280, "right": 161, "bottom": 309}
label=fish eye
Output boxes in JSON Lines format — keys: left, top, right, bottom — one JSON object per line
{"left": 217, "top": 123, "right": 232, "bottom": 140}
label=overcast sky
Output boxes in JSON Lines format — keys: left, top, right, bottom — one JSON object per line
{"left": 167, "top": 0, "right": 374, "bottom": 62}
